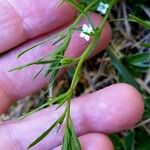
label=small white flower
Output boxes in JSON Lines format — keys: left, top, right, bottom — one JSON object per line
{"left": 97, "top": 2, "right": 109, "bottom": 15}
{"left": 80, "top": 24, "right": 94, "bottom": 41}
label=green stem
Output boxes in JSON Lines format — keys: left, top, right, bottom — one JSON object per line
{"left": 98, "top": 0, "right": 117, "bottom": 34}
{"left": 70, "top": 40, "right": 97, "bottom": 90}
{"left": 68, "top": 0, "right": 102, "bottom": 31}
{"left": 66, "top": 100, "right": 71, "bottom": 129}
{"left": 70, "top": 0, "right": 117, "bottom": 91}
{"left": 62, "top": 2, "right": 117, "bottom": 148}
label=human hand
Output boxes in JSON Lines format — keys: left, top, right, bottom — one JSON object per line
{"left": 0, "top": 0, "right": 144, "bottom": 149}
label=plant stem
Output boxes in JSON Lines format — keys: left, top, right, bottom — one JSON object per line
{"left": 98, "top": 0, "right": 117, "bottom": 34}
{"left": 70, "top": 0, "right": 117, "bottom": 91}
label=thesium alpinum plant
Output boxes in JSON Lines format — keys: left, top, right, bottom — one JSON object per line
{"left": 10, "top": 0, "right": 150, "bottom": 149}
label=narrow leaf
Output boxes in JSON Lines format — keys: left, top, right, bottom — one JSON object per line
{"left": 62, "top": 128, "right": 69, "bottom": 150}
{"left": 107, "top": 48, "right": 141, "bottom": 91}
{"left": 141, "top": 43, "right": 150, "bottom": 48}
{"left": 28, "top": 111, "right": 66, "bottom": 149}
{"left": 129, "top": 14, "right": 150, "bottom": 30}
{"left": 28, "top": 122, "right": 57, "bottom": 149}
{"left": 9, "top": 59, "right": 56, "bottom": 72}
{"left": 70, "top": 119, "right": 81, "bottom": 150}
{"left": 122, "top": 53, "right": 150, "bottom": 65}
{"left": 124, "top": 130, "right": 135, "bottom": 150}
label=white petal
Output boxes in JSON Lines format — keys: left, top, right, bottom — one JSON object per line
{"left": 80, "top": 24, "right": 94, "bottom": 41}
{"left": 80, "top": 32, "right": 85, "bottom": 38}
{"left": 97, "top": 2, "right": 109, "bottom": 15}
{"left": 85, "top": 35, "right": 90, "bottom": 41}
{"left": 82, "top": 24, "right": 88, "bottom": 32}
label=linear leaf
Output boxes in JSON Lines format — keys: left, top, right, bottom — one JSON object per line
{"left": 28, "top": 121, "right": 58, "bottom": 149}
{"left": 70, "top": 119, "right": 81, "bottom": 150}
{"left": 17, "top": 30, "right": 67, "bottom": 58}
{"left": 124, "top": 130, "right": 135, "bottom": 150}
{"left": 107, "top": 48, "right": 141, "bottom": 91}
{"left": 129, "top": 14, "right": 150, "bottom": 30}
{"left": 122, "top": 53, "right": 150, "bottom": 65}
{"left": 9, "top": 59, "right": 56, "bottom": 72}
{"left": 33, "top": 67, "right": 45, "bottom": 80}
{"left": 62, "top": 128, "right": 69, "bottom": 150}
{"left": 28, "top": 111, "right": 66, "bottom": 149}
{"left": 141, "top": 43, "right": 150, "bottom": 48}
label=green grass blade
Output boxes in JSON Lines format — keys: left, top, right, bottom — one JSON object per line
{"left": 141, "top": 43, "right": 150, "bottom": 48}
{"left": 107, "top": 47, "right": 141, "bottom": 91}
{"left": 124, "top": 130, "right": 135, "bottom": 150}
{"left": 123, "top": 53, "right": 150, "bottom": 64}
{"left": 129, "top": 14, "right": 150, "bottom": 30}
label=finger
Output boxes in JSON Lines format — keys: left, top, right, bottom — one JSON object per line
{"left": 0, "top": 13, "right": 112, "bottom": 113}
{"left": 53, "top": 133, "right": 114, "bottom": 150}
{"left": 0, "top": 84, "right": 144, "bottom": 150}
{"left": 0, "top": 0, "right": 77, "bottom": 53}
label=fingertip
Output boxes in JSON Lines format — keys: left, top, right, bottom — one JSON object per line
{"left": 113, "top": 83, "right": 144, "bottom": 128}
{"left": 74, "top": 83, "right": 144, "bottom": 133}
{"left": 99, "top": 83, "right": 144, "bottom": 131}
{"left": 79, "top": 133, "right": 114, "bottom": 150}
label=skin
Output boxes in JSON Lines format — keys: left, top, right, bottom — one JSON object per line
{"left": 0, "top": 0, "right": 144, "bottom": 150}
